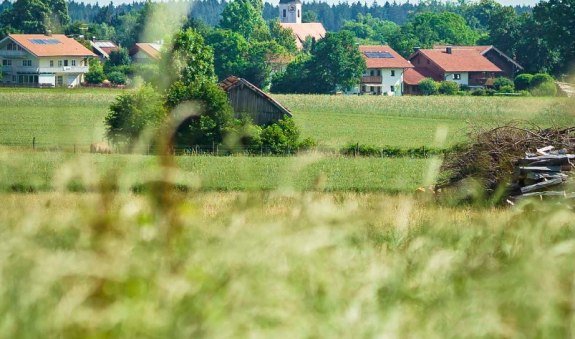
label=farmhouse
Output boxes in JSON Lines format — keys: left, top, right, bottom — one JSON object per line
{"left": 90, "top": 40, "right": 119, "bottom": 61}
{"left": 219, "top": 76, "right": 292, "bottom": 125}
{"left": 130, "top": 42, "right": 162, "bottom": 63}
{"left": 408, "top": 46, "right": 503, "bottom": 89}
{"left": 354, "top": 45, "right": 413, "bottom": 96}
{"left": 279, "top": 0, "right": 326, "bottom": 50}
{"left": 0, "top": 34, "right": 96, "bottom": 87}
{"left": 433, "top": 45, "right": 523, "bottom": 78}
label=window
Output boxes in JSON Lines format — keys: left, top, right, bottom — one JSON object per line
{"left": 58, "top": 60, "right": 62, "bottom": 67}
{"left": 391, "top": 70, "right": 395, "bottom": 76}
{"left": 57, "top": 76, "right": 63, "bottom": 86}
{"left": 11, "top": 75, "right": 16, "bottom": 82}
{"left": 298, "top": 9, "right": 300, "bottom": 18}
{"left": 370, "top": 86, "right": 374, "bottom": 92}
{"left": 2, "top": 59, "right": 11, "bottom": 66}
{"left": 370, "top": 70, "right": 375, "bottom": 76}
{"left": 71, "top": 60, "right": 76, "bottom": 66}
{"left": 22, "top": 60, "right": 32, "bottom": 67}
{"left": 453, "top": 74, "right": 461, "bottom": 80}
{"left": 376, "top": 70, "right": 381, "bottom": 76}
{"left": 283, "top": 9, "right": 286, "bottom": 17}
{"left": 390, "top": 85, "right": 395, "bottom": 92}
{"left": 64, "top": 60, "right": 69, "bottom": 66}
{"left": 50, "top": 60, "right": 54, "bottom": 67}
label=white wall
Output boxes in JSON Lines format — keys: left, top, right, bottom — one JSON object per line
{"left": 39, "top": 74, "right": 55, "bottom": 86}
{"left": 444, "top": 72, "right": 469, "bottom": 86}
{"left": 279, "top": 3, "right": 302, "bottom": 23}
{"left": 381, "top": 68, "right": 404, "bottom": 96}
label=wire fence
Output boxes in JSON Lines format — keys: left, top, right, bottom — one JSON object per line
{"left": 0, "top": 137, "right": 447, "bottom": 158}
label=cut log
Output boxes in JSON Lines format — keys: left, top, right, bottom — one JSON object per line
{"left": 520, "top": 177, "right": 564, "bottom": 194}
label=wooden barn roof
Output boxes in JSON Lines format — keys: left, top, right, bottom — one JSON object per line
{"left": 219, "top": 76, "right": 292, "bottom": 117}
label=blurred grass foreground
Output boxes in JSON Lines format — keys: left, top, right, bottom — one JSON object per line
{"left": 2, "top": 158, "right": 575, "bottom": 337}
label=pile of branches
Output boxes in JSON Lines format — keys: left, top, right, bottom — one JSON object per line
{"left": 439, "top": 123, "right": 575, "bottom": 201}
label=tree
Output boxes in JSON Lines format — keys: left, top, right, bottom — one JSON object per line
{"left": 268, "top": 19, "right": 297, "bottom": 54}
{"left": 340, "top": 14, "right": 400, "bottom": 44}
{"left": 419, "top": 78, "right": 439, "bottom": 95}
{"left": 390, "top": 11, "right": 479, "bottom": 57}
{"left": 205, "top": 29, "right": 249, "bottom": 80}
{"left": 0, "top": 0, "right": 70, "bottom": 33}
{"left": 165, "top": 80, "right": 235, "bottom": 147}
{"left": 85, "top": 59, "right": 105, "bottom": 84}
{"left": 219, "top": 0, "right": 268, "bottom": 41}
{"left": 160, "top": 28, "right": 216, "bottom": 89}
{"left": 306, "top": 31, "right": 366, "bottom": 93}
{"left": 302, "top": 10, "right": 318, "bottom": 23}
{"left": 532, "top": 0, "right": 575, "bottom": 75}
{"left": 108, "top": 48, "right": 131, "bottom": 67}
{"left": 105, "top": 84, "right": 166, "bottom": 145}
{"left": 272, "top": 32, "right": 365, "bottom": 94}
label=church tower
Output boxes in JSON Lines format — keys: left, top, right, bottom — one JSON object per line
{"left": 279, "top": 0, "right": 302, "bottom": 24}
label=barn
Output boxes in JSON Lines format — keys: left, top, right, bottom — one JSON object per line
{"left": 219, "top": 76, "right": 292, "bottom": 125}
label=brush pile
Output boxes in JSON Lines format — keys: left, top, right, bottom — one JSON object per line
{"left": 440, "top": 124, "right": 575, "bottom": 202}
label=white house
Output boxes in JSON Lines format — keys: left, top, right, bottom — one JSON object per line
{"left": 0, "top": 34, "right": 96, "bottom": 87}
{"left": 354, "top": 45, "right": 413, "bottom": 96}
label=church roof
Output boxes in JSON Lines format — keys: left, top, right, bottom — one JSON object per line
{"left": 279, "top": 0, "right": 302, "bottom": 4}
{"left": 280, "top": 22, "right": 326, "bottom": 49}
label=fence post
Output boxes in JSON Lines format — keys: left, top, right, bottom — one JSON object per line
{"left": 32, "top": 137, "right": 35, "bottom": 150}
{"left": 260, "top": 145, "right": 263, "bottom": 156}
{"left": 74, "top": 144, "right": 76, "bottom": 153}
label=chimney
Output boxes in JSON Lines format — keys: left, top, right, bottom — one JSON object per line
{"left": 45, "top": 29, "right": 52, "bottom": 36}
{"left": 413, "top": 47, "right": 420, "bottom": 53}
{"left": 446, "top": 46, "right": 452, "bottom": 54}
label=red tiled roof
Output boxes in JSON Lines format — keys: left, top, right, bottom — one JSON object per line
{"left": 134, "top": 43, "right": 162, "bottom": 60}
{"left": 280, "top": 23, "right": 326, "bottom": 49}
{"left": 433, "top": 45, "right": 492, "bottom": 54}
{"left": 416, "top": 49, "right": 502, "bottom": 73}
{"left": 359, "top": 45, "right": 413, "bottom": 69}
{"left": 403, "top": 68, "right": 440, "bottom": 85}
{"left": 4, "top": 34, "right": 96, "bottom": 57}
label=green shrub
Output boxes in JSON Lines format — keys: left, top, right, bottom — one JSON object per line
{"left": 498, "top": 85, "right": 514, "bottom": 93}
{"left": 514, "top": 73, "right": 533, "bottom": 91}
{"left": 531, "top": 73, "right": 554, "bottom": 87}
{"left": 260, "top": 117, "right": 301, "bottom": 154}
{"left": 472, "top": 89, "right": 486, "bottom": 96}
{"left": 107, "top": 71, "right": 127, "bottom": 85}
{"left": 493, "top": 77, "right": 514, "bottom": 91}
{"left": 85, "top": 59, "right": 105, "bottom": 84}
{"left": 419, "top": 78, "right": 439, "bottom": 95}
{"left": 439, "top": 81, "right": 459, "bottom": 95}
{"left": 530, "top": 81, "right": 557, "bottom": 97}
{"left": 105, "top": 83, "right": 167, "bottom": 145}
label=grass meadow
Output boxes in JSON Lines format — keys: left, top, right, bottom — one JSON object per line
{"left": 1, "top": 88, "right": 575, "bottom": 336}
{"left": 1, "top": 88, "right": 573, "bottom": 148}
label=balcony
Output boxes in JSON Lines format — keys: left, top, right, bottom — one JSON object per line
{"left": 39, "top": 66, "right": 89, "bottom": 73}
{"left": 0, "top": 50, "right": 27, "bottom": 57}
{"left": 361, "top": 76, "right": 382, "bottom": 84}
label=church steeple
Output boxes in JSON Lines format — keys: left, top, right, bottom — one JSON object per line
{"left": 279, "top": 0, "right": 302, "bottom": 24}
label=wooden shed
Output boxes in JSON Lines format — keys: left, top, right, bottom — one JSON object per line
{"left": 219, "top": 76, "right": 292, "bottom": 125}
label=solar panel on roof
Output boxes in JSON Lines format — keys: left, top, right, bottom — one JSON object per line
{"left": 96, "top": 42, "right": 115, "bottom": 48}
{"left": 29, "top": 39, "right": 61, "bottom": 45}
{"left": 364, "top": 51, "right": 394, "bottom": 59}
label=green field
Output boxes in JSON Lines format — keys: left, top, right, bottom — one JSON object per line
{"left": 0, "top": 151, "right": 434, "bottom": 193}
{"left": 1, "top": 88, "right": 573, "bottom": 148}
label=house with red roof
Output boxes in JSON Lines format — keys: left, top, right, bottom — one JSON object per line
{"left": 0, "top": 33, "right": 96, "bottom": 87}
{"left": 354, "top": 45, "right": 413, "bottom": 96}
{"left": 406, "top": 46, "right": 504, "bottom": 93}
{"left": 90, "top": 40, "right": 120, "bottom": 61}
{"left": 433, "top": 45, "right": 523, "bottom": 78}
{"left": 130, "top": 42, "right": 162, "bottom": 63}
